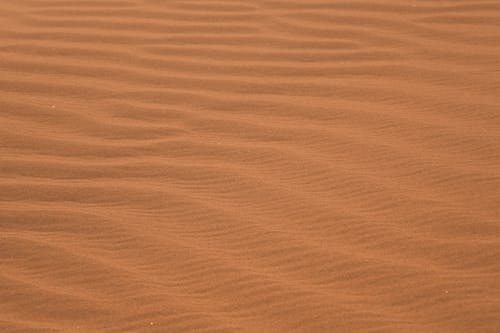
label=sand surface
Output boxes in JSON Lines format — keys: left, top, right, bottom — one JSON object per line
{"left": 1, "top": 1, "right": 500, "bottom": 332}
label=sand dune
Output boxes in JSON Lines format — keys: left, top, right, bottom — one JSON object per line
{"left": 1, "top": 0, "right": 500, "bottom": 332}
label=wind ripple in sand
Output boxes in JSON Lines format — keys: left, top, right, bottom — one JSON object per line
{"left": 1, "top": 0, "right": 500, "bottom": 332}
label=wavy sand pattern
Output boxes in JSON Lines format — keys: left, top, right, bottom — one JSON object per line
{"left": 1, "top": 1, "right": 500, "bottom": 332}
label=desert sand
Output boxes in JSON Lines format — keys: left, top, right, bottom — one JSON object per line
{"left": 1, "top": 0, "right": 500, "bottom": 332}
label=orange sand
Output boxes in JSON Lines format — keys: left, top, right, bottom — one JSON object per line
{"left": 1, "top": 1, "right": 500, "bottom": 332}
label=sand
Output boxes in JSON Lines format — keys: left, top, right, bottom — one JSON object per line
{"left": 1, "top": 0, "right": 500, "bottom": 332}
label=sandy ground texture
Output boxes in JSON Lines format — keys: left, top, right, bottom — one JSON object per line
{"left": 1, "top": 0, "right": 500, "bottom": 332}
